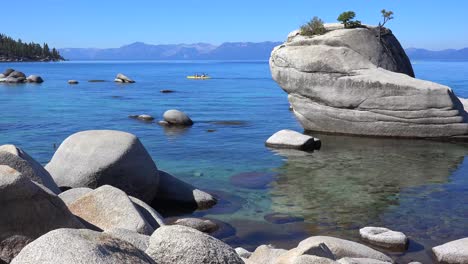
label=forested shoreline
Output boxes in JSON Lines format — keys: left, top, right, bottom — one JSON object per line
{"left": 0, "top": 33, "right": 64, "bottom": 62}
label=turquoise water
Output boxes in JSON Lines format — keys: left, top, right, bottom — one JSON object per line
{"left": 1, "top": 60, "right": 468, "bottom": 263}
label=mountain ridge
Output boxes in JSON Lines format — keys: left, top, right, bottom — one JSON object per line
{"left": 59, "top": 41, "right": 282, "bottom": 60}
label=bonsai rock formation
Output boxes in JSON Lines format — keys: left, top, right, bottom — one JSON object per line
{"left": 270, "top": 24, "right": 468, "bottom": 138}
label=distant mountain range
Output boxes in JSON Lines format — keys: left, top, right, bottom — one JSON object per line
{"left": 59, "top": 41, "right": 282, "bottom": 61}
{"left": 59, "top": 42, "right": 468, "bottom": 61}
{"left": 405, "top": 48, "right": 468, "bottom": 61}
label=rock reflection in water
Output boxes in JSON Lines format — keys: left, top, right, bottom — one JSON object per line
{"left": 269, "top": 134, "right": 468, "bottom": 236}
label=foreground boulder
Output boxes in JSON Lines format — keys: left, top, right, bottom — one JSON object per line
{"left": 115, "top": 73, "right": 135, "bottom": 83}
{"left": 359, "top": 227, "right": 408, "bottom": 251}
{"left": 288, "top": 236, "right": 393, "bottom": 263}
{"left": 59, "top": 187, "right": 165, "bottom": 230}
{"left": 338, "top": 257, "right": 392, "bottom": 264}
{"left": 249, "top": 245, "right": 288, "bottom": 264}
{"left": 145, "top": 225, "right": 243, "bottom": 264}
{"left": 67, "top": 185, "right": 154, "bottom": 234}
{"left": 104, "top": 228, "right": 151, "bottom": 252}
{"left": 266, "top": 129, "right": 320, "bottom": 151}
{"left": 45, "top": 130, "right": 160, "bottom": 203}
{"left": 432, "top": 237, "right": 468, "bottom": 264}
{"left": 0, "top": 236, "right": 33, "bottom": 263}
{"left": 0, "top": 144, "right": 60, "bottom": 194}
{"left": 0, "top": 165, "right": 83, "bottom": 261}
{"left": 11, "top": 229, "right": 155, "bottom": 264}
{"left": 153, "top": 170, "right": 216, "bottom": 210}
{"left": 270, "top": 24, "right": 468, "bottom": 138}
{"left": 162, "top": 109, "right": 194, "bottom": 126}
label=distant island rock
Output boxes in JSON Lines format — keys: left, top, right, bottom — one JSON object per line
{"left": 270, "top": 23, "right": 468, "bottom": 138}
{"left": 59, "top": 41, "right": 282, "bottom": 61}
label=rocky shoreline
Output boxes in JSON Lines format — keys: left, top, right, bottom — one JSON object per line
{"left": 0, "top": 130, "right": 467, "bottom": 263}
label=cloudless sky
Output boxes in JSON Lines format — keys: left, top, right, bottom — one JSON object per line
{"left": 3, "top": 0, "right": 467, "bottom": 50}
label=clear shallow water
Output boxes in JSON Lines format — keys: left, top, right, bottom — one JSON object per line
{"left": 1, "top": 60, "right": 468, "bottom": 263}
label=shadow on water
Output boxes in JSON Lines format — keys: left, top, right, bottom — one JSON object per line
{"left": 263, "top": 134, "right": 468, "bottom": 263}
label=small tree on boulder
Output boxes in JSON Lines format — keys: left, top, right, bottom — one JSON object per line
{"left": 379, "top": 9, "right": 394, "bottom": 40}
{"left": 337, "top": 11, "right": 362, "bottom": 28}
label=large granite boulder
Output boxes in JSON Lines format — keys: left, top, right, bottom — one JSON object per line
{"left": 45, "top": 130, "right": 160, "bottom": 203}
{"left": 270, "top": 24, "right": 468, "bottom": 138}
{"left": 0, "top": 144, "right": 60, "bottom": 194}
{"left": 145, "top": 225, "right": 243, "bottom": 264}
{"left": 432, "top": 237, "right": 468, "bottom": 264}
{"left": 0, "top": 165, "right": 84, "bottom": 262}
{"left": 67, "top": 185, "right": 154, "bottom": 235}
{"left": 10, "top": 229, "right": 155, "bottom": 264}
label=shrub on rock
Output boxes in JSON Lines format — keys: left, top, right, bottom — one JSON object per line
{"left": 45, "top": 130, "right": 160, "bottom": 203}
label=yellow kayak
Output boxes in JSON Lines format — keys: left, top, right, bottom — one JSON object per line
{"left": 187, "top": 76, "right": 211, "bottom": 79}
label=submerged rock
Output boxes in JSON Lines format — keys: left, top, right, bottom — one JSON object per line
{"left": 10, "top": 229, "right": 155, "bottom": 264}
{"left": 162, "top": 109, "right": 194, "bottom": 126}
{"left": 45, "top": 130, "right": 160, "bottom": 203}
{"left": 0, "top": 144, "right": 60, "bottom": 194}
{"left": 67, "top": 80, "right": 79, "bottom": 84}
{"left": 359, "top": 227, "right": 408, "bottom": 251}
{"left": 145, "top": 225, "right": 243, "bottom": 264}
{"left": 67, "top": 185, "right": 154, "bottom": 235}
{"left": 270, "top": 24, "right": 468, "bottom": 138}
{"left": 432, "top": 237, "right": 468, "bottom": 264}
{"left": 264, "top": 212, "right": 305, "bottom": 224}
{"left": 266, "top": 129, "right": 320, "bottom": 151}
{"left": 160, "top": 89, "right": 175, "bottom": 93}
{"left": 230, "top": 171, "right": 276, "bottom": 189}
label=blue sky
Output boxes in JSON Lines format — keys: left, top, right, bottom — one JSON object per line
{"left": 4, "top": 0, "right": 467, "bottom": 50}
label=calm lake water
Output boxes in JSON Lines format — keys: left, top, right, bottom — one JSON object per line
{"left": 1, "top": 60, "right": 468, "bottom": 263}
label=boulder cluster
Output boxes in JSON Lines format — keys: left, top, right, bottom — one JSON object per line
{"left": 0, "top": 130, "right": 222, "bottom": 263}
{"left": 0, "top": 68, "right": 43, "bottom": 84}
{"left": 1, "top": 129, "right": 466, "bottom": 263}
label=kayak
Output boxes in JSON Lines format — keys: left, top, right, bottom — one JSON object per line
{"left": 187, "top": 76, "right": 211, "bottom": 79}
